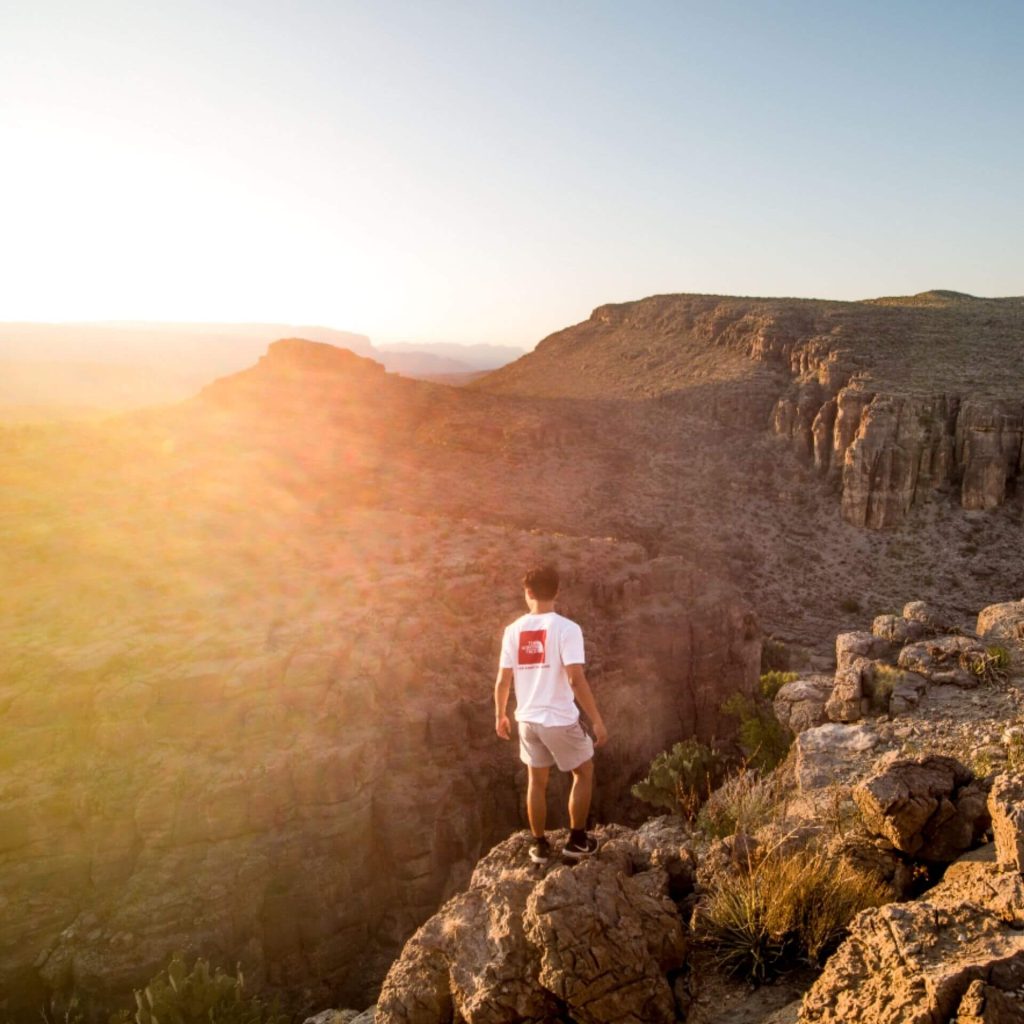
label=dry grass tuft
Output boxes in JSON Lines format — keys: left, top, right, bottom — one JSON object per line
{"left": 697, "top": 845, "right": 889, "bottom": 983}
{"left": 696, "top": 767, "right": 785, "bottom": 840}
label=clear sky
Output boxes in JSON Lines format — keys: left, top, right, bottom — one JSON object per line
{"left": 2, "top": 0, "right": 1021, "bottom": 348}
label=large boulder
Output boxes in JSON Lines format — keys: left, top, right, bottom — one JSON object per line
{"left": 773, "top": 676, "right": 833, "bottom": 734}
{"left": 825, "top": 663, "right": 865, "bottom": 723}
{"left": 902, "top": 600, "right": 948, "bottom": 631}
{"left": 977, "top": 600, "right": 1024, "bottom": 647}
{"left": 835, "top": 632, "right": 891, "bottom": 672}
{"left": 988, "top": 773, "right": 1024, "bottom": 874}
{"left": 799, "top": 861, "right": 1024, "bottom": 1023}
{"left": 853, "top": 755, "right": 990, "bottom": 862}
{"left": 897, "top": 635, "right": 990, "bottom": 688}
{"left": 871, "top": 613, "right": 929, "bottom": 646}
{"left": 376, "top": 827, "right": 689, "bottom": 1024}
{"left": 794, "top": 724, "right": 879, "bottom": 791}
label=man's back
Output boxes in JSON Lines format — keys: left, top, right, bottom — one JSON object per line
{"left": 500, "top": 610, "right": 584, "bottom": 727}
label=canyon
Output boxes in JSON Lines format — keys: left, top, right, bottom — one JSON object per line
{"left": 2, "top": 290, "right": 1023, "bottom": 1019}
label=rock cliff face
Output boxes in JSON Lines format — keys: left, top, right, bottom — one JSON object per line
{"left": 0, "top": 340, "right": 759, "bottom": 1019}
{"left": 775, "top": 383, "right": 1024, "bottom": 528}
{"left": 375, "top": 823, "right": 696, "bottom": 1024}
{"left": 480, "top": 291, "right": 1024, "bottom": 528}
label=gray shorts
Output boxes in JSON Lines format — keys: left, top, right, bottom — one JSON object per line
{"left": 519, "top": 719, "right": 594, "bottom": 771}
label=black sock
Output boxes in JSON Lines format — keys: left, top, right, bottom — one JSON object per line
{"left": 569, "top": 828, "right": 587, "bottom": 845}
{"left": 532, "top": 832, "right": 546, "bottom": 843}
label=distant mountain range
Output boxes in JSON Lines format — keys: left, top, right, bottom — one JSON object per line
{"left": 0, "top": 322, "right": 525, "bottom": 420}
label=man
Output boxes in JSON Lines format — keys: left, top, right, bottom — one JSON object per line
{"left": 494, "top": 564, "right": 609, "bottom": 864}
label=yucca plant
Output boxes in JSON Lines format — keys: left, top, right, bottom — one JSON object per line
{"left": 697, "top": 846, "right": 889, "bottom": 982}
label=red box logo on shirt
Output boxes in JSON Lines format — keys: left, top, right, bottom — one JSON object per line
{"left": 518, "top": 630, "right": 547, "bottom": 666}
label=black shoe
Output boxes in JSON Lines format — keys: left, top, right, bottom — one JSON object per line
{"left": 529, "top": 836, "right": 551, "bottom": 864}
{"left": 563, "top": 833, "right": 599, "bottom": 860}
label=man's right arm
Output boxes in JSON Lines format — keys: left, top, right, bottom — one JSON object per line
{"left": 494, "top": 667, "right": 513, "bottom": 740}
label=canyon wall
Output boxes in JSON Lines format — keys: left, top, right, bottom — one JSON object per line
{"left": 482, "top": 292, "right": 1024, "bottom": 530}
{"left": 1, "top": 342, "right": 705, "bottom": 1018}
{"left": 770, "top": 377, "right": 1024, "bottom": 529}
{"left": 0, "top": 498, "right": 758, "bottom": 1019}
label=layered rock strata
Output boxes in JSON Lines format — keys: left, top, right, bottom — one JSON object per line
{"left": 480, "top": 291, "right": 1024, "bottom": 528}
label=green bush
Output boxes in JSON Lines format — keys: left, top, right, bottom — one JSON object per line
{"left": 722, "top": 694, "right": 793, "bottom": 772}
{"left": 758, "top": 671, "right": 798, "bottom": 701}
{"left": 631, "top": 738, "right": 724, "bottom": 819}
{"left": 868, "top": 664, "right": 901, "bottom": 712}
{"left": 973, "top": 645, "right": 1012, "bottom": 684}
{"left": 697, "top": 846, "right": 889, "bottom": 982}
{"left": 760, "top": 639, "right": 789, "bottom": 673}
{"left": 132, "top": 955, "right": 285, "bottom": 1024}
{"left": 696, "top": 768, "right": 782, "bottom": 840}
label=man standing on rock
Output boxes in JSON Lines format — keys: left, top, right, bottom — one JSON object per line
{"left": 494, "top": 564, "right": 608, "bottom": 864}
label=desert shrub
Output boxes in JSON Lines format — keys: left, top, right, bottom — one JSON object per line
{"left": 632, "top": 738, "right": 724, "bottom": 819}
{"left": 697, "top": 768, "right": 783, "bottom": 839}
{"left": 1007, "top": 728, "right": 1024, "bottom": 772}
{"left": 760, "top": 638, "right": 789, "bottom": 673}
{"left": 960, "top": 645, "right": 1011, "bottom": 685}
{"left": 132, "top": 955, "right": 285, "bottom": 1024}
{"left": 759, "top": 670, "right": 798, "bottom": 701}
{"left": 697, "top": 846, "right": 889, "bottom": 982}
{"left": 722, "top": 694, "right": 793, "bottom": 773}
{"left": 868, "top": 664, "right": 901, "bottom": 712}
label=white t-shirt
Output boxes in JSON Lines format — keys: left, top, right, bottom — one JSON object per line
{"left": 500, "top": 611, "right": 585, "bottom": 727}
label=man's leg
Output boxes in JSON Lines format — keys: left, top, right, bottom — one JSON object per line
{"left": 527, "top": 765, "right": 550, "bottom": 837}
{"left": 568, "top": 758, "right": 594, "bottom": 830}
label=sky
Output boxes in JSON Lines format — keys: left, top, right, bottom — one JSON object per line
{"left": 1, "top": 0, "right": 1022, "bottom": 349}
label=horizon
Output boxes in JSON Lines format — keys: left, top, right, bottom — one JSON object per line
{"left": 2, "top": 285, "right": 1022, "bottom": 357}
{"left": 2, "top": 1, "right": 1022, "bottom": 347}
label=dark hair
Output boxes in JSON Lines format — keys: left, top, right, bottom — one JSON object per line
{"left": 523, "top": 564, "right": 559, "bottom": 600}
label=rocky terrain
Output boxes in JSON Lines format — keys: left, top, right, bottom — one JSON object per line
{"left": 482, "top": 290, "right": 1024, "bottom": 527}
{"left": 363, "top": 599, "right": 1024, "bottom": 1024}
{"left": 2, "top": 289, "right": 1023, "bottom": 1021}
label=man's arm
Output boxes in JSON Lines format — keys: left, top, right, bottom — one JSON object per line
{"left": 494, "top": 667, "right": 513, "bottom": 740}
{"left": 567, "top": 664, "right": 608, "bottom": 747}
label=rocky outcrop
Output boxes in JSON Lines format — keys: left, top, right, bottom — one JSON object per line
{"left": 988, "top": 773, "right": 1024, "bottom": 874}
{"left": 852, "top": 755, "right": 990, "bottom": 862}
{"left": 376, "top": 824, "right": 692, "bottom": 1024}
{"left": 822, "top": 606, "right": 1008, "bottom": 723}
{"left": 898, "top": 635, "right": 991, "bottom": 688}
{"left": 978, "top": 600, "right": 1024, "bottom": 646}
{"left": 794, "top": 724, "right": 879, "bottom": 790}
{"left": 799, "top": 860, "right": 1024, "bottom": 1023}
{"left": 780, "top": 384, "right": 1024, "bottom": 529}
{"left": 773, "top": 676, "right": 832, "bottom": 734}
